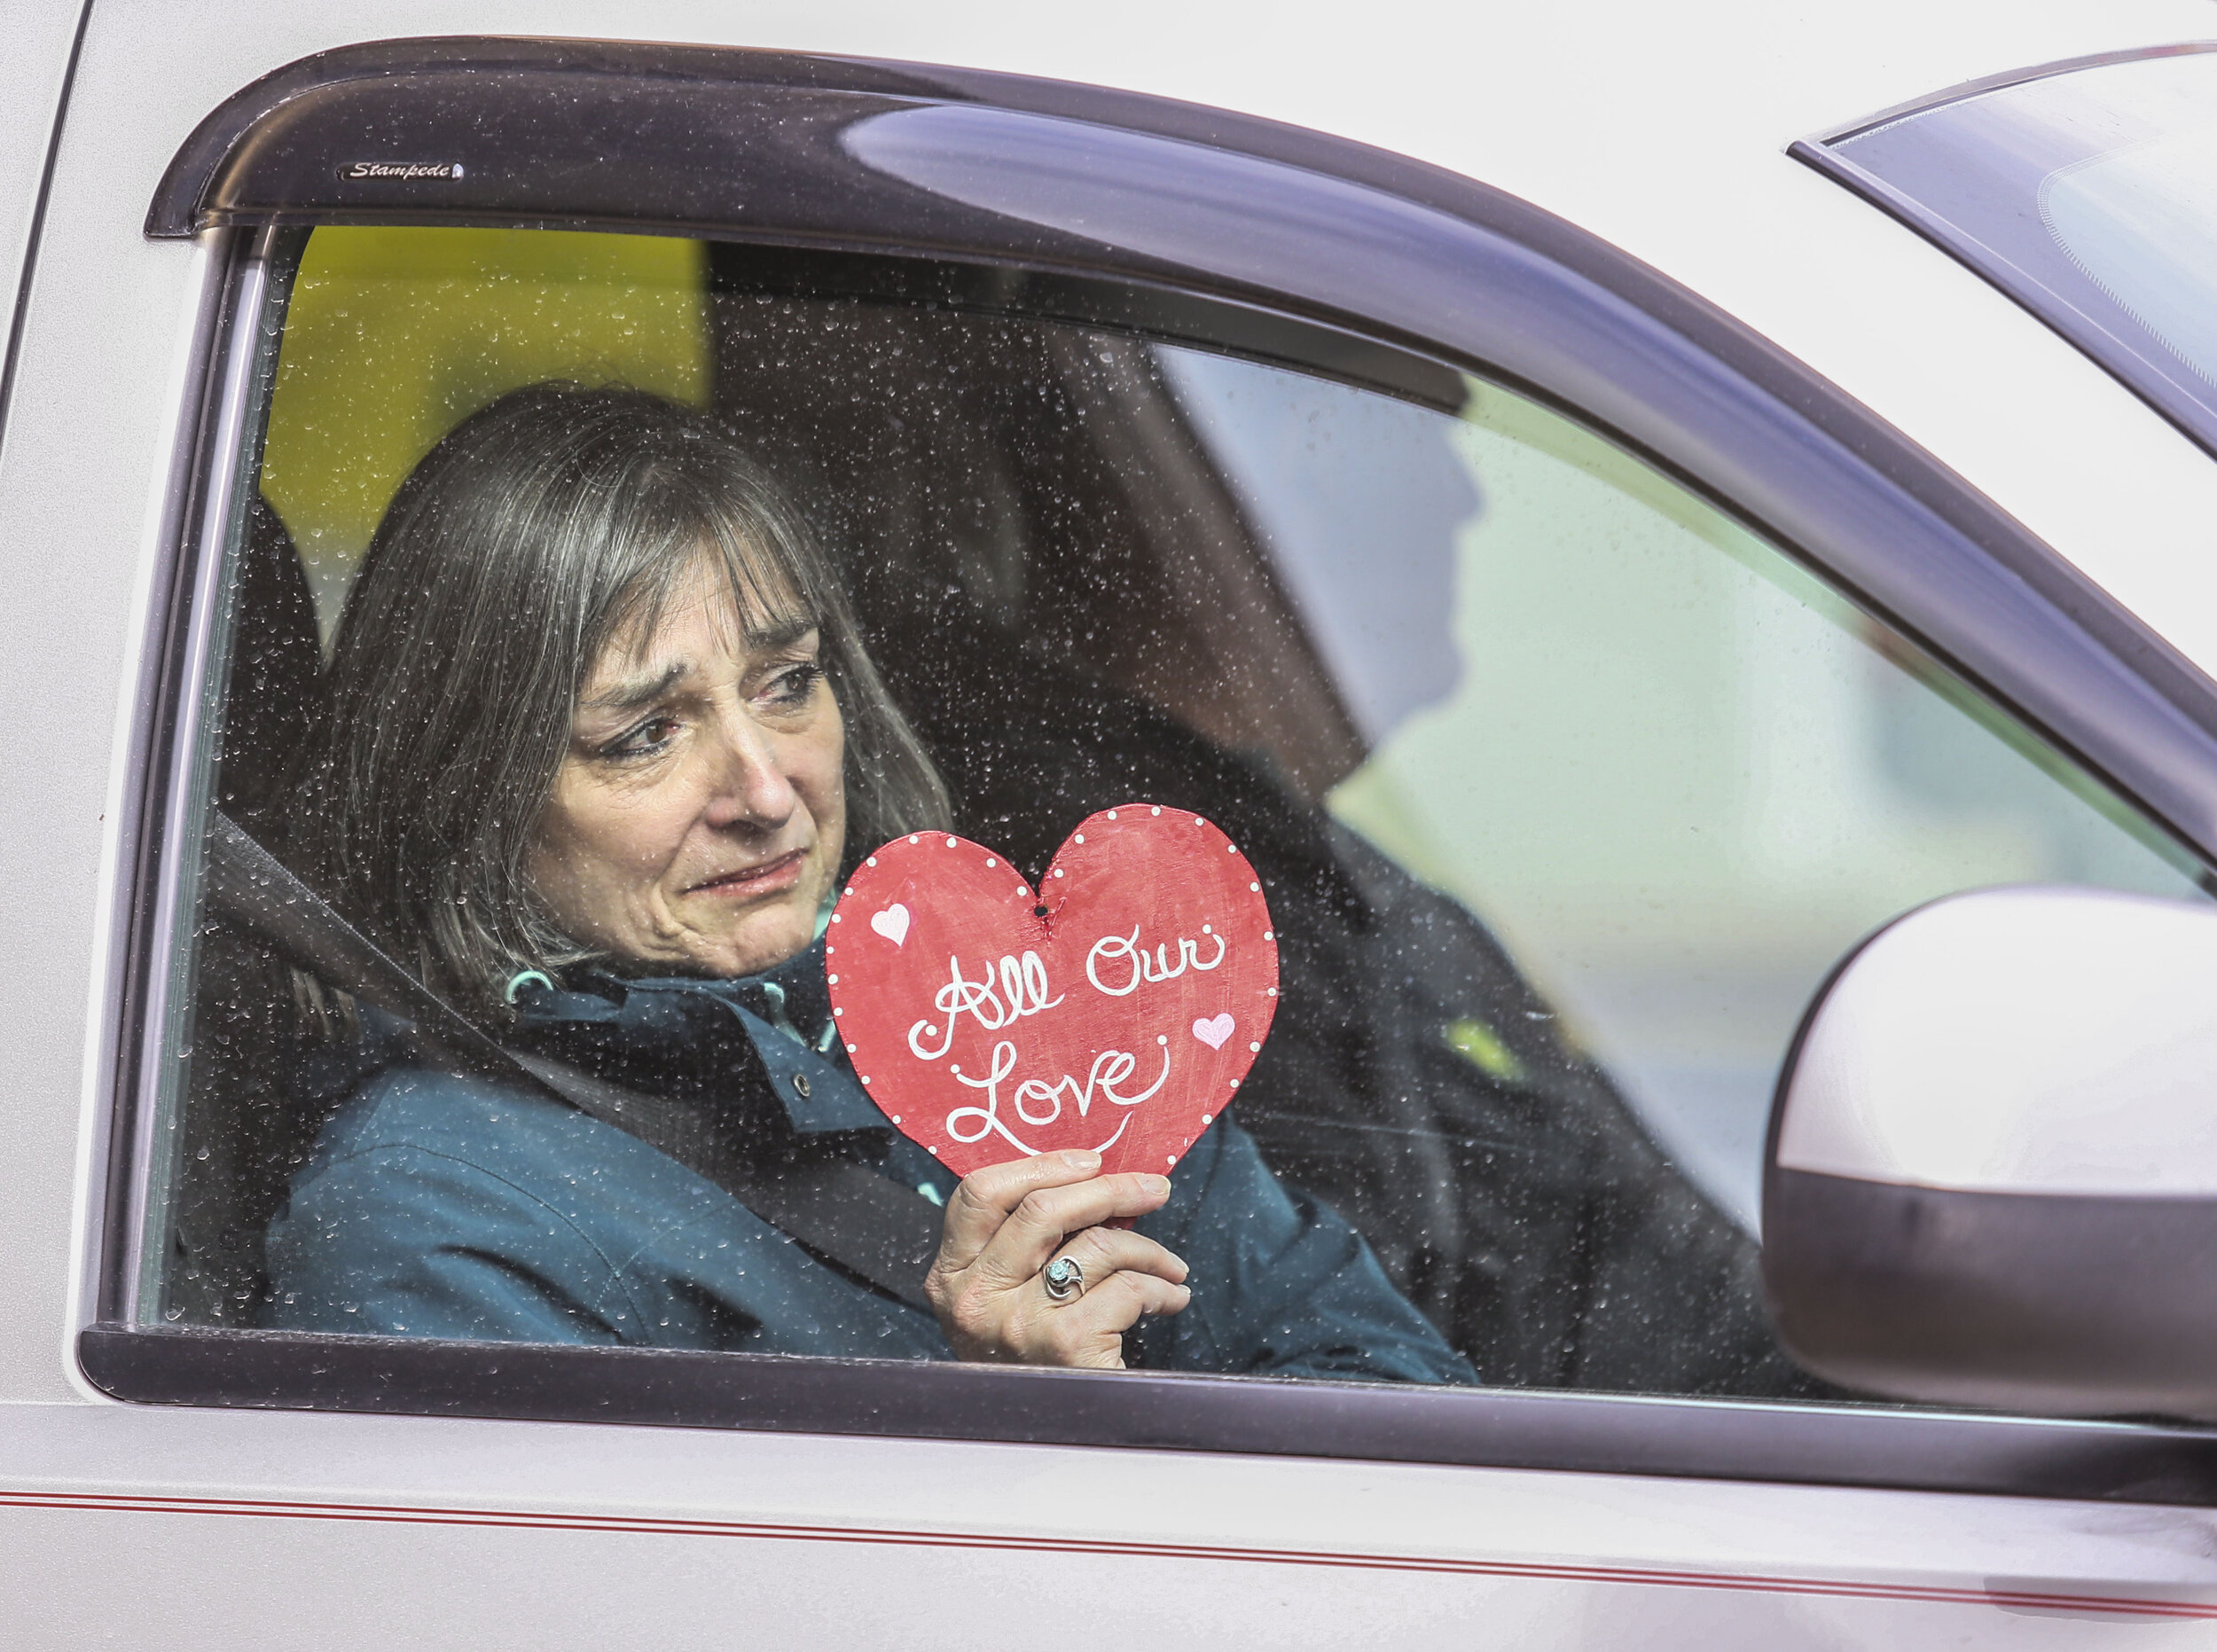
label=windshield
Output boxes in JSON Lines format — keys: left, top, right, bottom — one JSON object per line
{"left": 1806, "top": 48, "right": 2217, "bottom": 459}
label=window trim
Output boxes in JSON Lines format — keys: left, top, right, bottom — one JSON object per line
{"left": 79, "top": 1325, "right": 2217, "bottom": 1507}
{"left": 95, "top": 223, "right": 275, "bottom": 1333}
{"left": 96, "top": 38, "right": 2217, "bottom": 1503}
{"left": 115, "top": 230, "right": 294, "bottom": 1327}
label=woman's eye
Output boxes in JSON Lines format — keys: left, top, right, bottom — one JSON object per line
{"left": 764, "top": 662, "right": 823, "bottom": 706}
{"left": 604, "top": 715, "right": 680, "bottom": 757}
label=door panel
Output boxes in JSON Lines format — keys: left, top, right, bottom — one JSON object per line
{"left": 5, "top": 1405, "right": 2216, "bottom": 1646}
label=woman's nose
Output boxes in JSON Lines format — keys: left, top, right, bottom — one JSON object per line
{"left": 700, "top": 713, "right": 799, "bottom": 829}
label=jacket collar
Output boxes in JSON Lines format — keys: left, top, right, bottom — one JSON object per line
{"left": 511, "top": 938, "right": 886, "bottom": 1137}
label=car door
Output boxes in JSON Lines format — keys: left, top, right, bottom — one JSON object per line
{"left": 0, "top": 4, "right": 84, "bottom": 425}
{"left": 5, "top": 15, "right": 2217, "bottom": 1648}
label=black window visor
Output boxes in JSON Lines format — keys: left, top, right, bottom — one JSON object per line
{"left": 101, "top": 36, "right": 2217, "bottom": 1504}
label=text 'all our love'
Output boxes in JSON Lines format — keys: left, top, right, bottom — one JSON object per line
{"left": 824, "top": 806, "right": 1280, "bottom": 1179}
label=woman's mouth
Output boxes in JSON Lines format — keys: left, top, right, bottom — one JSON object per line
{"left": 685, "top": 849, "right": 808, "bottom": 900}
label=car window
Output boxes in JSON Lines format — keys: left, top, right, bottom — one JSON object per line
{"left": 136, "top": 224, "right": 2205, "bottom": 1405}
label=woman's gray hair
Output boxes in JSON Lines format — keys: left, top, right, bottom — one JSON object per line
{"left": 288, "top": 381, "right": 951, "bottom": 1016}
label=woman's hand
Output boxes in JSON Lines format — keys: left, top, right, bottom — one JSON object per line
{"left": 925, "top": 1148, "right": 1191, "bottom": 1367}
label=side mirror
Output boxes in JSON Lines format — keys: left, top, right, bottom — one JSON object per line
{"left": 1766, "top": 885, "right": 2217, "bottom": 1420}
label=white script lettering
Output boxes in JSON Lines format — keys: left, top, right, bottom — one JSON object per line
{"left": 1085, "top": 925, "right": 1227, "bottom": 998}
{"left": 907, "top": 950, "right": 1064, "bottom": 1059}
{"left": 945, "top": 1038, "right": 1172, "bottom": 1155}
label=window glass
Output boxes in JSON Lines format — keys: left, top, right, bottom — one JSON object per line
{"left": 262, "top": 227, "right": 710, "bottom": 631}
{"left": 1203, "top": 364, "right": 2200, "bottom": 1225}
{"left": 1822, "top": 49, "right": 2217, "bottom": 457}
{"left": 2044, "top": 106, "right": 2217, "bottom": 395}
{"left": 145, "top": 225, "right": 2205, "bottom": 1405}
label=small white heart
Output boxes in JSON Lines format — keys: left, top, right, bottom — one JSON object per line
{"left": 870, "top": 904, "right": 911, "bottom": 946}
{"left": 1192, "top": 1013, "right": 1234, "bottom": 1051}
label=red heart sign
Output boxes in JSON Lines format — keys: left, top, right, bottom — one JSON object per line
{"left": 825, "top": 806, "right": 1280, "bottom": 1180}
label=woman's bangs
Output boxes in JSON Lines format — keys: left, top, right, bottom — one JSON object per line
{"left": 598, "top": 504, "right": 815, "bottom": 669}
{"left": 698, "top": 515, "right": 818, "bottom": 651}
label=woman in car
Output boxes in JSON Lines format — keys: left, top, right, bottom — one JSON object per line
{"left": 262, "top": 380, "right": 1471, "bottom": 1381}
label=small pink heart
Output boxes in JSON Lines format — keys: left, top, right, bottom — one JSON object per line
{"left": 1192, "top": 1013, "right": 1235, "bottom": 1051}
{"left": 870, "top": 903, "right": 911, "bottom": 946}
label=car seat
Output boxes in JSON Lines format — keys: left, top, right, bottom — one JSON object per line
{"left": 163, "top": 496, "right": 327, "bottom": 1326}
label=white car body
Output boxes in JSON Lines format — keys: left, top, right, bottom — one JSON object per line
{"left": 6, "top": 2, "right": 2217, "bottom": 1644}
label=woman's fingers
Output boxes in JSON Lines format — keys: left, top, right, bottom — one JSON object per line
{"left": 1035, "top": 1271, "right": 1194, "bottom": 1369}
{"left": 935, "top": 1149, "right": 1103, "bottom": 1272}
{"left": 925, "top": 1160, "right": 1190, "bottom": 1366}
{"left": 967, "top": 1171, "right": 1175, "bottom": 1289}
{"left": 1049, "top": 1224, "right": 1190, "bottom": 1290}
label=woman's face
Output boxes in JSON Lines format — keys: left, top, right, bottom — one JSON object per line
{"left": 526, "top": 564, "right": 848, "bottom": 978}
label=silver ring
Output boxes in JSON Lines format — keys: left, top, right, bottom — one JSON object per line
{"left": 1042, "top": 1256, "right": 1085, "bottom": 1302}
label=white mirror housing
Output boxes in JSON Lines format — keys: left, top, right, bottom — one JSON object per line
{"left": 1766, "top": 885, "right": 2217, "bottom": 1419}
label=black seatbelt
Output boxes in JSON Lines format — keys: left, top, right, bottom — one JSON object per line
{"left": 201, "top": 810, "right": 942, "bottom": 1313}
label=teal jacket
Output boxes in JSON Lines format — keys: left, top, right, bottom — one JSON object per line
{"left": 263, "top": 943, "right": 1474, "bottom": 1383}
